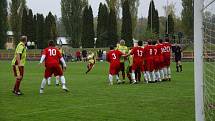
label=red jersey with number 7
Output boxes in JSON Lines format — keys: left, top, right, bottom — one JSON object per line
{"left": 42, "top": 47, "right": 62, "bottom": 67}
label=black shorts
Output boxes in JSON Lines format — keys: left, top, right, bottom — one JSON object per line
{"left": 120, "top": 62, "right": 125, "bottom": 71}
{"left": 60, "top": 61, "right": 64, "bottom": 69}
{"left": 126, "top": 66, "right": 132, "bottom": 73}
{"left": 175, "top": 56, "right": 181, "bottom": 62}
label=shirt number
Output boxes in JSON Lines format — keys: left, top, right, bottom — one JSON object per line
{"left": 48, "top": 49, "right": 57, "bottom": 56}
{"left": 162, "top": 46, "right": 170, "bottom": 53}
{"left": 112, "top": 53, "right": 116, "bottom": 60}
{"left": 154, "top": 49, "right": 157, "bottom": 55}
{"left": 137, "top": 50, "right": 143, "bottom": 57}
{"left": 149, "top": 49, "right": 153, "bottom": 55}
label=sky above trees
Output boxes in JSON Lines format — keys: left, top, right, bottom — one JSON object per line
{"left": 25, "top": 0, "right": 182, "bottom": 18}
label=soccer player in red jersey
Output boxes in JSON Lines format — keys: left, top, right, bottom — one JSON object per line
{"left": 106, "top": 45, "right": 124, "bottom": 85}
{"left": 127, "top": 41, "right": 145, "bottom": 84}
{"left": 144, "top": 40, "right": 156, "bottom": 83}
{"left": 156, "top": 39, "right": 165, "bottom": 80}
{"left": 152, "top": 40, "right": 162, "bottom": 82}
{"left": 162, "top": 38, "right": 172, "bottom": 81}
{"left": 39, "top": 40, "right": 69, "bottom": 93}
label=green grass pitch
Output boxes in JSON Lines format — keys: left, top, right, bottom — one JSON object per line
{"left": 0, "top": 61, "right": 195, "bottom": 121}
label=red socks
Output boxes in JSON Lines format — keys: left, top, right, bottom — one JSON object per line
{"left": 14, "top": 79, "right": 21, "bottom": 92}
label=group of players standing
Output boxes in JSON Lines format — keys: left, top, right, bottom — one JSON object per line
{"left": 11, "top": 35, "right": 177, "bottom": 96}
{"left": 106, "top": 38, "right": 172, "bottom": 85}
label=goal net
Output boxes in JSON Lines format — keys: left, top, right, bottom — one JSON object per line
{"left": 203, "top": 0, "right": 215, "bottom": 121}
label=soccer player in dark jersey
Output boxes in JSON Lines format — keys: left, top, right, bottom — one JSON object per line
{"left": 174, "top": 44, "right": 183, "bottom": 72}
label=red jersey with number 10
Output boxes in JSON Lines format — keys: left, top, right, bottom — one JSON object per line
{"left": 43, "top": 47, "right": 62, "bottom": 67}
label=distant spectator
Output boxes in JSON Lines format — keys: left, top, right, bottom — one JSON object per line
{"left": 76, "top": 50, "right": 81, "bottom": 61}
{"left": 97, "top": 50, "right": 99, "bottom": 60}
{"left": 69, "top": 53, "right": 75, "bottom": 62}
{"left": 31, "top": 42, "right": 35, "bottom": 49}
{"left": 82, "top": 50, "right": 88, "bottom": 62}
{"left": 41, "top": 50, "right": 43, "bottom": 55}
{"left": 102, "top": 51, "right": 107, "bottom": 61}
{"left": 97, "top": 49, "right": 103, "bottom": 61}
{"left": 27, "top": 41, "right": 31, "bottom": 49}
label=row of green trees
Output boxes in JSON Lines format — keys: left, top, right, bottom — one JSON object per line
{"left": 32, "top": 12, "right": 57, "bottom": 49}
{"left": 61, "top": 0, "right": 180, "bottom": 48}
{"left": 61, "top": 0, "right": 87, "bottom": 48}
{"left": 0, "top": 0, "right": 57, "bottom": 49}
{"left": 181, "top": 0, "right": 193, "bottom": 39}
{"left": 0, "top": 0, "right": 194, "bottom": 49}
{"left": 20, "top": 8, "right": 57, "bottom": 49}
{"left": 10, "top": 0, "right": 25, "bottom": 46}
{"left": 0, "top": 0, "right": 8, "bottom": 49}
{"left": 61, "top": 0, "right": 135, "bottom": 47}
{"left": 82, "top": 6, "right": 95, "bottom": 48}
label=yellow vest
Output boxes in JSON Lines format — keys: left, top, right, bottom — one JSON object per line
{"left": 11, "top": 42, "right": 27, "bottom": 66}
{"left": 88, "top": 53, "right": 95, "bottom": 64}
{"left": 116, "top": 45, "right": 128, "bottom": 62}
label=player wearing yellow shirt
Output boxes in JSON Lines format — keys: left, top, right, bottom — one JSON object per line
{"left": 58, "top": 46, "right": 64, "bottom": 56}
{"left": 86, "top": 51, "right": 96, "bottom": 74}
{"left": 116, "top": 40, "right": 128, "bottom": 83}
{"left": 126, "top": 50, "right": 133, "bottom": 83}
{"left": 58, "top": 46, "right": 65, "bottom": 68}
{"left": 11, "top": 36, "right": 27, "bottom": 96}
